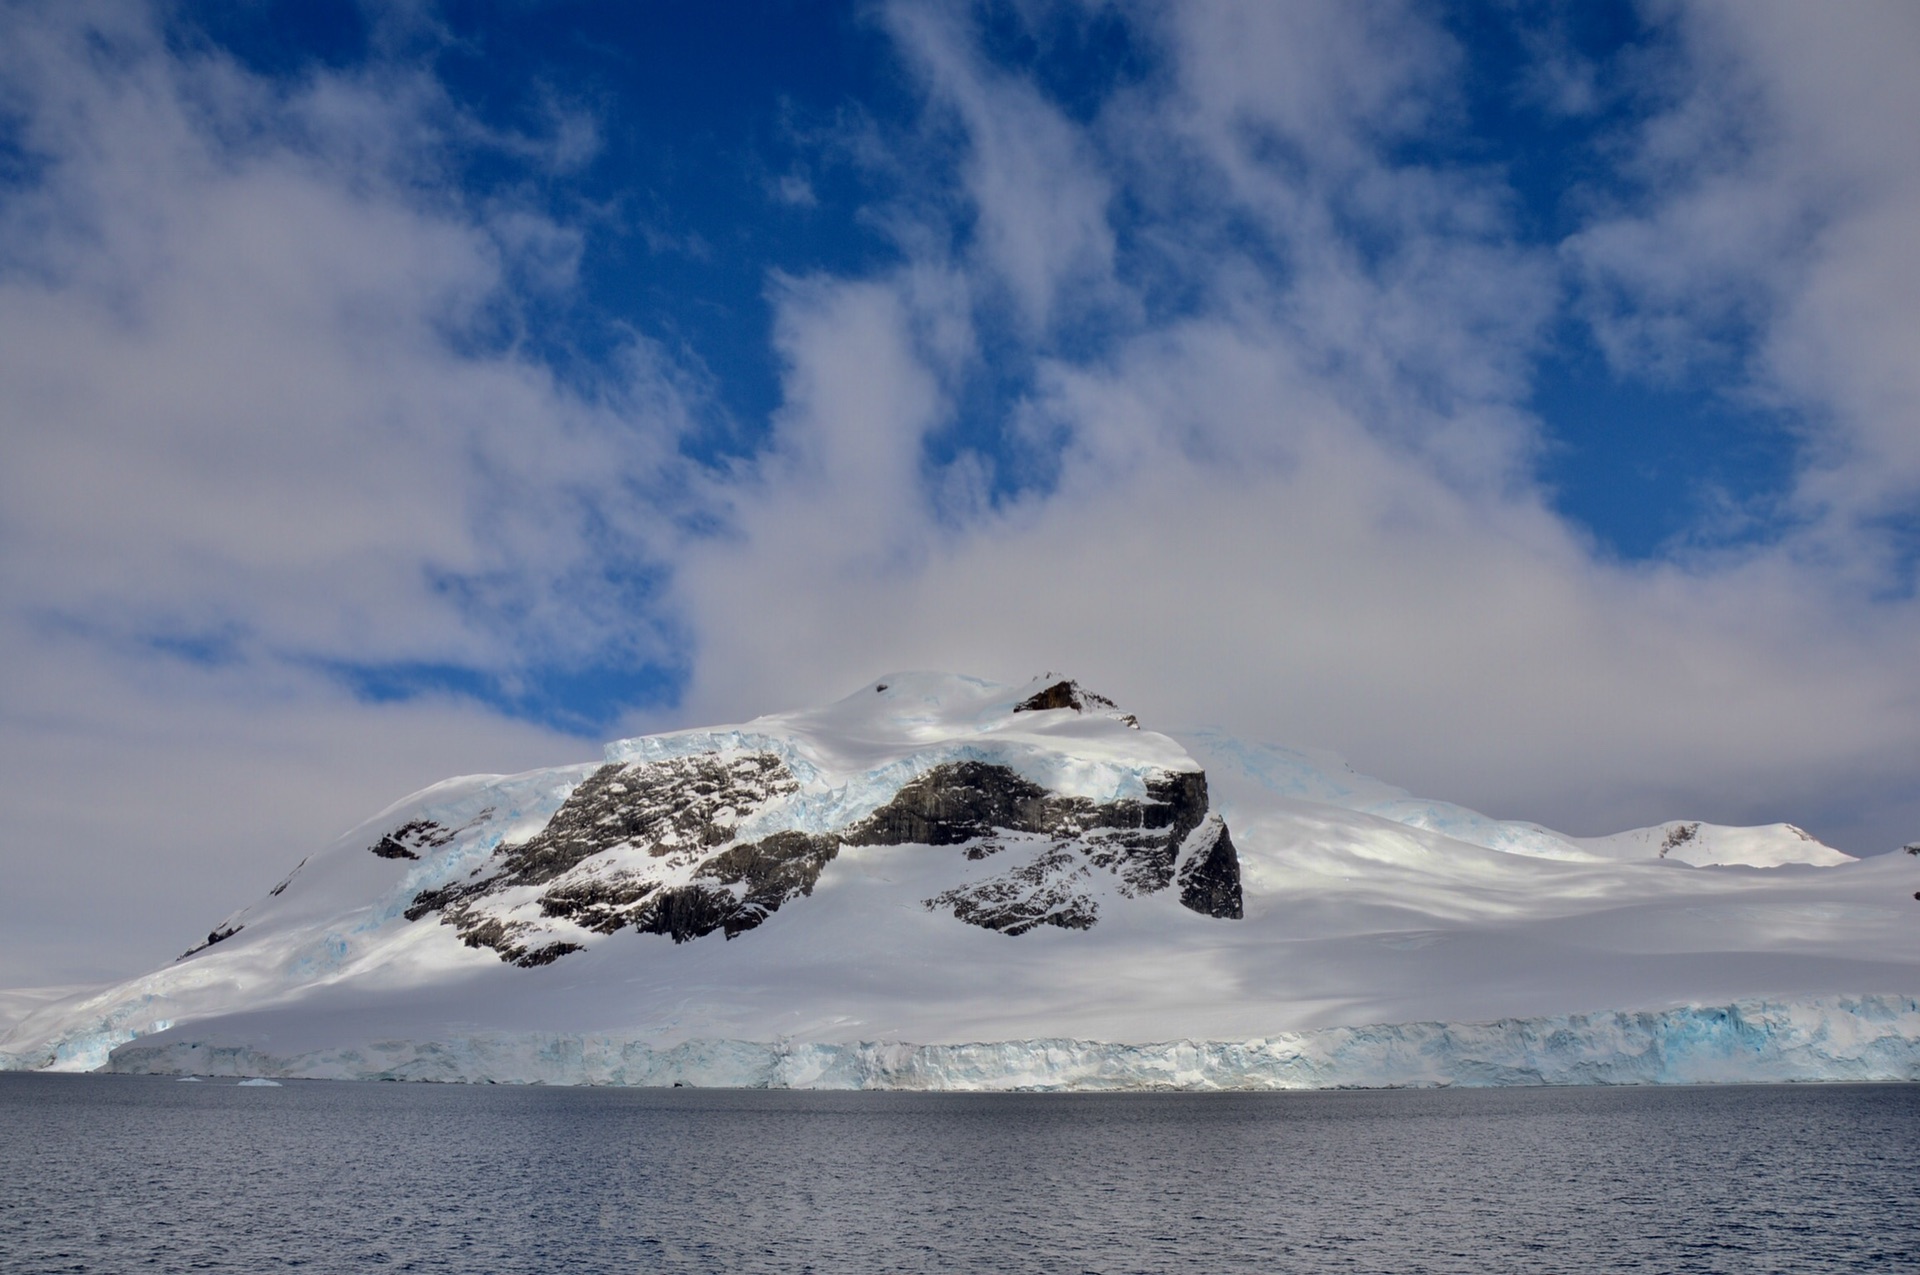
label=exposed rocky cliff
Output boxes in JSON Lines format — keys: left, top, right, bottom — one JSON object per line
{"left": 384, "top": 677, "right": 1243, "bottom": 964}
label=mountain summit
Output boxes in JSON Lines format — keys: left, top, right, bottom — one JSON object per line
{"left": 386, "top": 672, "right": 1241, "bottom": 967}
{"left": 3, "top": 672, "right": 1916, "bottom": 1088}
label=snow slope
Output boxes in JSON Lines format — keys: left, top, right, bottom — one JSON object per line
{"left": 3, "top": 672, "right": 1917, "bottom": 1086}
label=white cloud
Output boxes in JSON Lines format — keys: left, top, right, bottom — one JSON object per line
{"left": 883, "top": 0, "right": 1117, "bottom": 332}
{"left": 1127, "top": 0, "right": 1558, "bottom": 480}
{"left": 0, "top": 614, "right": 592, "bottom": 987}
{"left": 0, "top": 2, "right": 688, "bottom": 981}
{"left": 667, "top": 0, "right": 1920, "bottom": 867}
{"left": 1567, "top": 0, "right": 1920, "bottom": 538}
{"left": 7, "top": 0, "right": 1920, "bottom": 992}
{"left": 673, "top": 294, "right": 1920, "bottom": 850}
{"left": 0, "top": 1, "right": 688, "bottom": 672}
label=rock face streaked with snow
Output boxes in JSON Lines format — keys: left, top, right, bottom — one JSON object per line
{"left": 3, "top": 672, "right": 1918, "bottom": 1087}
{"left": 393, "top": 674, "right": 1239, "bottom": 967}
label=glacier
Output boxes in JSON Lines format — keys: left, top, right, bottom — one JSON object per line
{"left": 4, "top": 671, "right": 1918, "bottom": 1090}
{"left": 103, "top": 996, "right": 1920, "bottom": 1089}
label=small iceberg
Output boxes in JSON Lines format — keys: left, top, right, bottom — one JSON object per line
{"left": 236, "top": 1077, "right": 282, "bottom": 1087}
{"left": 175, "top": 1075, "right": 204, "bottom": 1082}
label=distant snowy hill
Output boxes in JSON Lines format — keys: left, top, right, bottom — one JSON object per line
{"left": 3, "top": 672, "right": 1916, "bottom": 1088}
{"left": 1573, "top": 820, "right": 1854, "bottom": 868}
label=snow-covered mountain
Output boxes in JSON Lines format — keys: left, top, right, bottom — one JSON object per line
{"left": 3, "top": 672, "right": 1917, "bottom": 1088}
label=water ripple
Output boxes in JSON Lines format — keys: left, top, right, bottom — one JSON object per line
{"left": 1, "top": 1076, "right": 1916, "bottom": 1274}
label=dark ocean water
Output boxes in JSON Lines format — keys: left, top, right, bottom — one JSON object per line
{"left": 2, "top": 1075, "right": 1916, "bottom": 1274}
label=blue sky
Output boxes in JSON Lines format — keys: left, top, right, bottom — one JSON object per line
{"left": 3, "top": 0, "right": 1919, "bottom": 982}
{"left": 170, "top": 0, "right": 1824, "bottom": 732}
{"left": 190, "top": 1, "right": 1784, "bottom": 533}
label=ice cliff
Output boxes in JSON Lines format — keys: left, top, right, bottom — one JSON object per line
{"left": 104, "top": 996, "right": 1920, "bottom": 1089}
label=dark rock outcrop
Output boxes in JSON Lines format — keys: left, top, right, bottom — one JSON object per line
{"left": 452, "top": 915, "right": 582, "bottom": 968}
{"left": 404, "top": 745, "right": 1242, "bottom": 960}
{"left": 177, "top": 921, "right": 243, "bottom": 962}
{"left": 537, "top": 875, "right": 661, "bottom": 934}
{"left": 408, "top": 752, "right": 820, "bottom": 961}
{"left": 695, "top": 831, "right": 842, "bottom": 935}
{"left": 528, "top": 830, "right": 843, "bottom": 943}
{"left": 1177, "top": 821, "right": 1244, "bottom": 920}
{"left": 496, "top": 754, "right": 795, "bottom": 886}
{"left": 627, "top": 884, "right": 743, "bottom": 944}
{"left": 371, "top": 820, "right": 447, "bottom": 860}
{"left": 928, "top": 843, "right": 1099, "bottom": 935}
{"left": 847, "top": 763, "right": 1205, "bottom": 851}
{"left": 1659, "top": 823, "right": 1700, "bottom": 858}
{"left": 370, "top": 811, "right": 494, "bottom": 861}
{"left": 266, "top": 858, "right": 305, "bottom": 897}
{"left": 848, "top": 761, "right": 1225, "bottom": 933}
{"left": 1013, "top": 679, "right": 1117, "bottom": 714}
{"left": 533, "top": 870, "right": 822, "bottom": 946}
{"left": 844, "top": 762, "right": 1058, "bottom": 848}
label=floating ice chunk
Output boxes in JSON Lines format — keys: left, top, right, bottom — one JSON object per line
{"left": 235, "top": 1077, "right": 281, "bottom": 1086}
